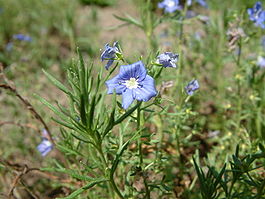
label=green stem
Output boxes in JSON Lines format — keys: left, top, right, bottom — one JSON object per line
{"left": 97, "top": 145, "right": 114, "bottom": 198}
{"left": 143, "top": 177, "right": 151, "bottom": 199}
{"left": 100, "top": 62, "right": 119, "bottom": 88}
{"left": 228, "top": 179, "right": 236, "bottom": 199}
{"left": 256, "top": 179, "right": 265, "bottom": 199}
{"left": 97, "top": 143, "right": 124, "bottom": 199}
{"left": 236, "top": 39, "right": 242, "bottom": 67}
{"left": 137, "top": 103, "right": 143, "bottom": 165}
{"left": 136, "top": 102, "right": 150, "bottom": 198}
{"left": 109, "top": 176, "right": 125, "bottom": 199}
{"left": 175, "top": 5, "right": 187, "bottom": 99}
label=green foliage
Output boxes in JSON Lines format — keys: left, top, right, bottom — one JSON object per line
{"left": 194, "top": 144, "right": 265, "bottom": 199}
{"left": 79, "top": 0, "right": 116, "bottom": 7}
{"left": 0, "top": 0, "right": 265, "bottom": 198}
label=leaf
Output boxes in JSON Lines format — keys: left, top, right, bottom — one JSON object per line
{"left": 88, "top": 95, "right": 96, "bottom": 129}
{"left": 42, "top": 69, "right": 71, "bottom": 95}
{"left": 102, "top": 93, "right": 116, "bottom": 138}
{"left": 114, "top": 102, "right": 141, "bottom": 125}
{"left": 80, "top": 94, "right": 87, "bottom": 126}
{"left": 57, "top": 144, "right": 83, "bottom": 157}
{"left": 35, "top": 94, "right": 69, "bottom": 121}
{"left": 192, "top": 157, "right": 206, "bottom": 191}
{"left": 71, "top": 133, "right": 93, "bottom": 144}
{"left": 114, "top": 14, "right": 143, "bottom": 28}
{"left": 110, "top": 129, "right": 141, "bottom": 176}
{"left": 41, "top": 167, "right": 98, "bottom": 181}
{"left": 52, "top": 117, "right": 75, "bottom": 130}
{"left": 77, "top": 48, "right": 88, "bottom": 96}
{"left": 213, "top": 163, "right": 227, "bottom": 193}
{"left": 56, "top": 178, "right": 108, "bottom": 199}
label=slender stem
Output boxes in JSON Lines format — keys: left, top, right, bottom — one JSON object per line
{"left": 98, "top": 145, "right": 108, "bottom": 168}
{"left": 109, "top": 177, "right": 125, "bottom": 199}
{"left": 175, "top": 5, "right": 187, "bottom": 99}
{"left": 136, "top": 103, "right": 150, "bottom": 199}
{"left": 96, "top": 145, "right": 114, "bottom": 198}
{"left": 154, "top": 66, "right": 164, "bottom": 79}
{"left": 236, "top": 39, "right": 242, "bottom": 67}
{"left": 246, "top": 171, "right": 257, "bottom": 186}
{"left": 143, "top": 177, "right": 151, "bottom": 199}
{"left": 97, "top": 142, "right": 124, "bottom": 199}
{"left": 228, "top": 179, "right": 236, "bottom": 199}
{"left": 156, "top": 115, "right": 163, "bottom": 161}
{"left": 137, "top": 103, "right": 143, "bottom": 165}
{"left": 100, "top": 62, "right": 119, "bottom": 88}
{"left": 256, "top": 179, "right": 265, "bottom": 199}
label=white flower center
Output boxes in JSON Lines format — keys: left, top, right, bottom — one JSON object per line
{"left": 167, "top": 0, "right": 175, "bottom": 7}
{"left": 124, "top": 78, "right": 139, "bottom": 89}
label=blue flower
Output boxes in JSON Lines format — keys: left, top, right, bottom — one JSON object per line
{"left": 37, "top": 129, "right": 53, "bottom": 156}
{"left": 101, "top": 41, "right": 119, "bottom": 70}
{"left": 187, "top": 0, "right": 208, "bottom": 8}
{"left": 37, "top": 139, "right": 53, "bottom": 156}
{"left": 156, "top": 52, "right": 179, "bottom": 68}
{"left": 13, "top": 34, "right": 32, "bottom": 42}
{"left": 158, "top": 0, "right": 182, "bottom": 13}
{"left": 106, "top": 61, "right": 157, "bottom": 109}
{"left": 257, "top": 56, "right": 265, "bottom": 68}
{"left": 248, "top": 2, "right": 265, "bottom": 29}
{"left": 185, "top": 79, "right": 199, "bottom": 95}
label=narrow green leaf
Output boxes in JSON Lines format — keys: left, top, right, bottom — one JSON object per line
{"left": 57, "top": 144, "right": 84, "bottom": 157}
{"left": 214, "top": 164, "right": 226, "bottom": 188}
{"left": 110, "top": 129, "right": 141, "bottom": 176}
{"left": 35, "top": 94, "right": 69, "bottom": 121}
{"left": 80, "top": 94, "right": 87, "bottom": 126}
{"left": 41, "top": 167, "right": 98, "bottom": 181}
{"left": 43, "top": 69, "right": 71, "bottom": 95}
{"left": 114, "top": 102, "right": 141, "bottom": 125}
{"left": 56, "top": 178, "right": 107, "bottom": 199}
{"left": 52, "top": 117, "right": 75, "bottom": 130}
{"left": 113, "top": 14, "right": 143, "bottom": 28}
{"left": 77, "top": 48, "right": 87, "bottom": 95}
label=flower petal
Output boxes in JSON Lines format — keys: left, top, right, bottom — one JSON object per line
{"left": 105, "top": 59, "right": 114, "bottom": 70}
{"left": 134, "top": 75, "right": 157, "bottom": 102}
{"left": 119, "top": 61, "right": 147, "bottom": 81}
{"left": 122, "top": 89, "right": 134, "bottom": 109}
{"left": 254, "top": 2, "right": 262, "bottom": 11}
{"left": 185, "top": 79, "right": 199, "bottom": 95}
{"left": 105, "top": 75, "right": 125, "bottom": 94}
{"left": 157, "top": 52, "right": 178, "bottom": 68}
{"left": 37, "top": 139, "right": 53, "bottom": 156}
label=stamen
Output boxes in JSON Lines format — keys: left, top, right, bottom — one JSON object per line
{"left": 124, "top": 78, "right": 139, "bottom": 89}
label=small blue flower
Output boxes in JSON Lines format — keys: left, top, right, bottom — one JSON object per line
{"left": 257, "top": 56, "right": 265, "bottom": 68}
{"left": 187, "top": 0, "right": 208, "bottom": 8}
{"left": 248, "top": 2, "right": 265, "bottom": 29}
{"left": 185, "top": 79, "right": 199, "bottom": 95}
{"left": 37, "top": 139, "right": 53, "bottom": 156}
{"left": 37, "top": 129, "right": 53, "bottom": 156}
{"left": 101, "top": 41, "right": 119, "bottom": 70}
{"left": 13, "top": 34, "right": 32, "bottom": 42}
{"left": 158, "top": 0, "right": 182, "bottom": 13}
{"left": 156, "top": 52, "right": 179, "bottom": 68}
{"left": 106, "top": 61, "right": 157, "bottom": 109}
